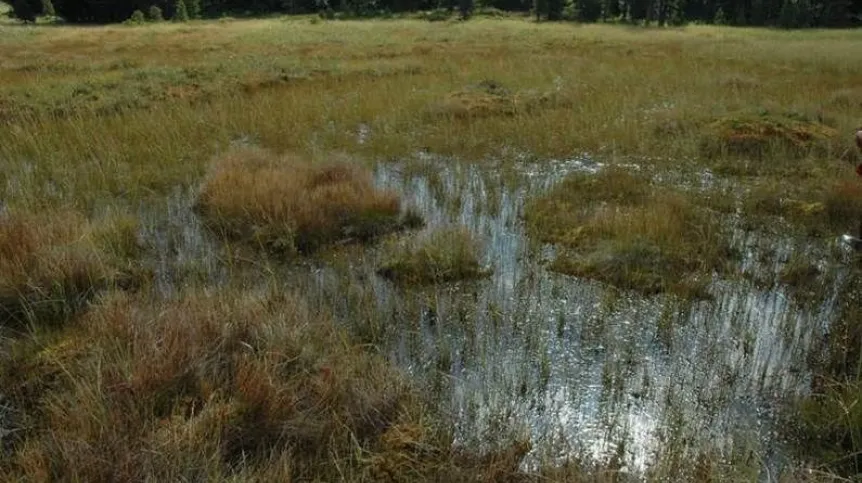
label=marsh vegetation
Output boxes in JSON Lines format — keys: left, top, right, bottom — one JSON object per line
{"left": 1, "top": 13, "right": 862, "bottom": 481}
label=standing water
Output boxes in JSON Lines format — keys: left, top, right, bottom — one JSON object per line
{"left": 139, "top": 153, "right": 849, "bottom": 480}
{"left": 295, "top": 154, "right": 847, "bottom": 479}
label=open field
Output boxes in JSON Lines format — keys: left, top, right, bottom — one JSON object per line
{"left": 2, "top": 13, "right": 862, "bottom": 481}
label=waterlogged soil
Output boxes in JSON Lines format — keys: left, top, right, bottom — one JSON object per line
{"left": 136, "top": 153, "right": 854, "bottom": 479}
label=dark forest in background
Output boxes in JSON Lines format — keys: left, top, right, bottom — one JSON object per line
{"left": 8, "top": 0, "right": 862, "bottom": 30}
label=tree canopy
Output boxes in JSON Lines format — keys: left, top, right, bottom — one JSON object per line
{"left": 8, "top": 0, "right": 862, "bottom": 27}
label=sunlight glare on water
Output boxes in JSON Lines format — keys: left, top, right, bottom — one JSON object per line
{"left": 139, "top": 152, "right": 849, "bottom": 479}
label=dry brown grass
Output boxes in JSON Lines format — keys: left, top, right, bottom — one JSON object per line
{"left": 195, "top": 147, "right": 406, "bottom": 254}
{"left": 0, "top": 288, "right": 572, "bottom": 482}
{"left": 0, "top": 210, "right": 137, "bottom": 327}
{"left": 0, "top": 289, "right": 412, "bottom": 480}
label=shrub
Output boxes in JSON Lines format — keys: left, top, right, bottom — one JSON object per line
{"left": 41, "top": 0, "right": 55, "bottom": 17}
{"left": 125, "top": 9, "right": 146, "bottom": 23}
{"left": 148, "top": 5, "right": 163, "bottom": 21}
{"left": 173, "top": 0, "right": 188, "bottom": 21}
{"left": 185, "top": 0, "right": 200, "bottom": 17}
{"left": 417, "top": 8, "right": 452, "bottom": 21}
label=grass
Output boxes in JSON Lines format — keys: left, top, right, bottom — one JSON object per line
{"left": 0, "top": 289, "right": 411, "bottom": 480}
{"left": 0, "top": 209, "right": 140, "bottom": 327}
{"left": 791, "top": 273, "right": 862, "bottom": 478}
{"left": 195, "top": 147, "right": 408, "bottom": 254}
{"left": 0, "top": 19, "right": 859, "bottom": 214}
{"left": 428, "top": 79, "right": 573, "bottom": 120}
{"left": 700, "top": 109, "right": 838, "bottom": 163}
{"left": 736, "top": 175, "right": 862, "bottom": 236}
{"left": 0, "top": 14, "right": 861, "bottom": 480}
{"left": 526, "top": 168, "right": 734, "bottom": 297}
{"left": 377, "top": 226, "right": 488, "bottom": 284}
{"left": 0, "top": 287, "right": 593, "bottom": 481}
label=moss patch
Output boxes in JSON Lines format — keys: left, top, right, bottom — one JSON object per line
{"left": 739, "top": 177, "right": 862, "bottom": 236}
{"left": 429, "top": 80, "right": 573, "bottom": 120}
{"left": 701, "top": 110, "right": 837, "bottom": 160}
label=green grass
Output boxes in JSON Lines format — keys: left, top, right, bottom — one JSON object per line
{"left": 700, "top": 109, "right": 838, "bottom": 164}
{"left": 377, "top": 226, "right": 488, "bottom": 284}
{"left": 526, "top": 168, "right": 734, "bottom": 298}
{"left": 0, "top": 19, "right": 860, "bottom": 210}
{"left": 0, "top": 15, "right": 861, "bottom": 481}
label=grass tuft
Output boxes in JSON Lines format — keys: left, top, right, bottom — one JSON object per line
{"left": 526, "top": 168, "right": 733, "bottom": 297}
{"left": 195, "top": 147, "right": 408, "bottom": 254}
{"left": 0, "top": 288, "right": 570, "bottom": 481}
{"left": 0, "top": 210, "right": 138, "bottom": 327}
{"left": 377, "top": 226, "right": 488, "bottom": 284}
{"left": 0, "top": 289, "right": 415, "bottom": 480}
{"left": 429, "top": 80, "right": 573, "bottom": 121}
{"left": 701, "top": 110, "right": 837, "bottom": 160}
{"left": 740, "top": 177, "right": 862, "bottom": 236}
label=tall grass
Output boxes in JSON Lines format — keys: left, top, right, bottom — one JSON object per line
{"left": 0, "top": 288, "right": 574, "bottom": 481}
{"left": 1, "top": 289, "right": 410, "bottom": 480}
{"left": 1, "top": 16, "right": 862, "bottom": 480}
{"left": 195, "top": 147, "right": 405, "bottom": 254}
{"left": 0, "top": 210, "right": 138, "bottom": 327}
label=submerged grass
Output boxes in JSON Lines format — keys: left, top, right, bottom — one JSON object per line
{"left": 0, "top": 15, "right": 861, "bottom": 480}
{"left": 377, "top": 226, "right": 488, "bottom": 284}
{"left": 526, "top": 168, "right": 734, "bottom": 298}
{"left": 195, "top": 147, "right": 406, "bottom": 254}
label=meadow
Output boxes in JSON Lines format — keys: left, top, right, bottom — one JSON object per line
{"left": 2, "top": 9, "right": 862, "bottom": 481}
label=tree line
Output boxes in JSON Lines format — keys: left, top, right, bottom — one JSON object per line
{"left": 10, "top": 0, "right": 862, "bottom": 27}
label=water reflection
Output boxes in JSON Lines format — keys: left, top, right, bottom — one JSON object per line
{"left": 304, "top": 155, "right": 846, "bottom": 477}
{"left": 138, "top": 154, "right": 849, "bottom": 479}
